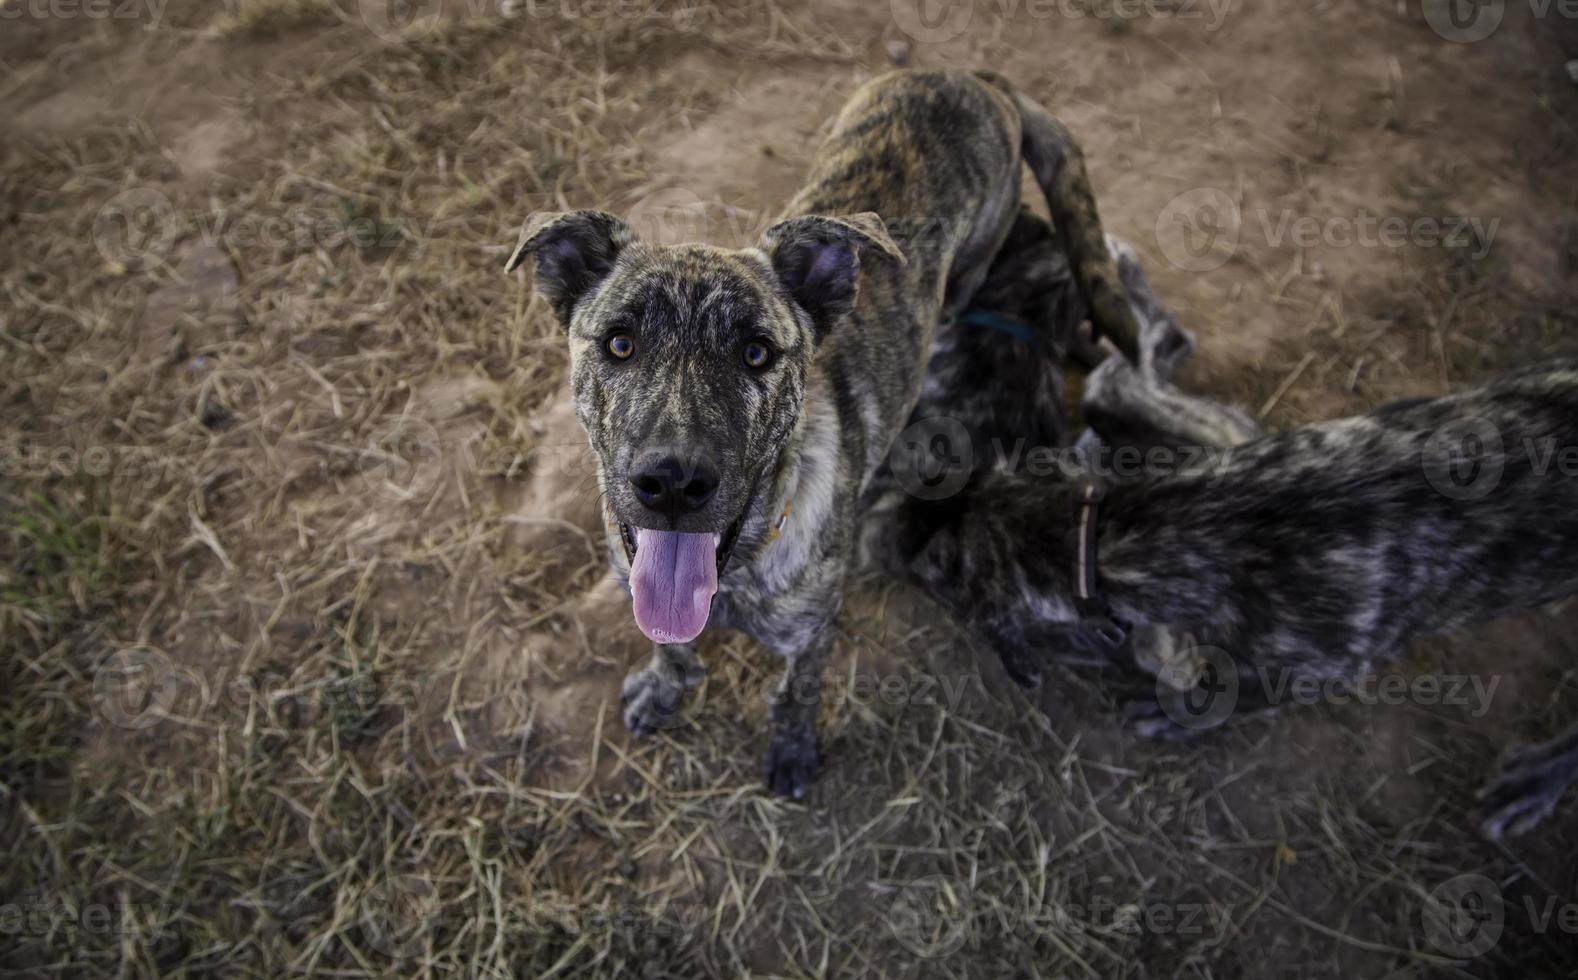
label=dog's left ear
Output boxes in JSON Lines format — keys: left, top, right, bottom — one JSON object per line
{"left": 761, "top": 212, "right": 904, "bottom": 336}
{"left": 505, "top": 210, "right": 634, "bottom": 328}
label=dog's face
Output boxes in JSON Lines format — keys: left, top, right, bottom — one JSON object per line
{"left": 507, "top": 210, "right": 900, "bottom": 644}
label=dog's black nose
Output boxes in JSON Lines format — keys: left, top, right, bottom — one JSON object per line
{"left": 629, "top": 453, "right": 720, "bottom": 515}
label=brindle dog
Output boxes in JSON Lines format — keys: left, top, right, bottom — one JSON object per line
{"left": 504, "top": 70, "right": 1142, "bottom": 797}
{"left": 870, "top": 209, "right": 1260, "bottom": 687}
{"left": 871, "top": 228, "right": 1578, "bottom": 836}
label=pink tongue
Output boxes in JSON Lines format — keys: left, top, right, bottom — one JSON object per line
{"left": 630, "top": 529, "right": 718, "bottom": 645}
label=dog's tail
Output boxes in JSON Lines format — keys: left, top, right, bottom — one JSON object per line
{"left": 979, "top": 71, "right": 1143, "bottom": 364}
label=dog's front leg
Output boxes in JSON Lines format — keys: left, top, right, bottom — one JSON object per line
{"left": 760, "top": 617, "right": 836, "bottom": 800}
{"left": 621, "top": 642, "right": 705, "bottom": 737}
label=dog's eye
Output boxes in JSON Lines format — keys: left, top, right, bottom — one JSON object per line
{"left": 741, "top": 338, "right": 774, "bottom": 370}
{"left": 605, "top": 333, "right": 636, "bottom": 361}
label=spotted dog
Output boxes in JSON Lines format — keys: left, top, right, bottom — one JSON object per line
{"left": 504, "top": 70, "right": 1143, "bottom": 797}
{"left": 868, "top": 208, "right": 1260, "bottom": 688}
{"left": 877, "top": 338, "right": 1578, "bottom": 831}
{"left": 886, "top": 362, "right": 1578, "bottom": 690}
{"left": 876, "top": 207, "right": 1578, "bottom": 838}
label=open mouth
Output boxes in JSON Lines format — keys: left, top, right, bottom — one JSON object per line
{"left": 620, "top": 515, "right": 745, "bottom": 646}
{"left": 620, "top": 515, "right": 744, "bottom": 574}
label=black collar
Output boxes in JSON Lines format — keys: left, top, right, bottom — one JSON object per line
{"left": 1073, "top": 479, "right": 1128, "bottom": 647}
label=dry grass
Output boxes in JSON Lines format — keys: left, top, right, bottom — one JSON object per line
{"left": 214, "top": 0, "right": 338, "bottom": 38}
{"left": 4, "top": 2, "right": 1578, "bottom": 977}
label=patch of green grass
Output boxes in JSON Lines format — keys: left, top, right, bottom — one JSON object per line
{"left": 0, "top": 490, "right": 121, "bottom": 805}
{"left": 2, "top": 492, "right": 116, "bottom": 647}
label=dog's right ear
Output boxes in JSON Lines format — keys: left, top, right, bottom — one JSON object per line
{"left": 505, "top": 210, "right": 633, "bottom": 328}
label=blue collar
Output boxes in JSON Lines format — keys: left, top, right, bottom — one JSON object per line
{"left": 957, "top": 309, "right": 1039, "bottom": 348}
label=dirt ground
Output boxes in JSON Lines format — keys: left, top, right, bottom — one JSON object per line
{"left": 4, "top": 0, "right": 1578, "bottom": 976}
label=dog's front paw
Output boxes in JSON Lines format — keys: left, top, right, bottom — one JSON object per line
{"left": 1477, "top": 743, "right": 1574, "bottom": 840}
{"left": 621, "top": 653, "right": 703, "bottom": 738}
{"left": 762, "top": 727, "right": 820, "bottom": 800}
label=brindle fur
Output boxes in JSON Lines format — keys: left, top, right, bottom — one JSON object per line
{"left": 1479, "top": 721, "right": 1578, "bottom": 838}
{"left": 505, "top": 70, "right": 1141, "bottom": 797}
{"left": 872, "top": 236, "right": 1578, "bottom": 834}
{"left": 868, "top": 209, "right": 1258, "bottom": 685}
{"left": 891, "top": 372, "right": 1578, "bottom": 687}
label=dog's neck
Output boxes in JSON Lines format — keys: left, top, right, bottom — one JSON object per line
{"left": 726, "top": 369, "right": 842, "bottom": 587}
{"left": 1090, "top": 478, "right": 1236, "bottom": 628}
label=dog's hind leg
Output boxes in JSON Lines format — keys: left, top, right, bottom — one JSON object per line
{"left": 1478, "top": 720, "right": 1578, "bottom": 839}
{"left": 1107, "top": 236, "right": 1194, "bottom": 383}
{"left": 621, "top": 643, "right": 705, "bottom": 737}
{"left": 1082, "top": 348, "right": 1263, "bottom": 453}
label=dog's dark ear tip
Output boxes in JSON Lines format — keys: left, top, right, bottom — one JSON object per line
{"left": 503, "top": 210, "right": 632, "bottom": 327}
